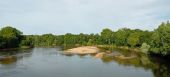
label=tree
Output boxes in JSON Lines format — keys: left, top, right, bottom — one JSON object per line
{"left": 87, "top": 39, "right": 93, "bottom": 46}
{"left": 140, "top": 31, "right": 153, "bottom": 45}
{"left": 41, "top": 34, "right": 55, "bottom": 46}
{"left": 55, "top": 35, "right": 64, "bottom": 46}
{"left": 64, "top": 33, "right": 76, "bottom": 46}
{"left": 114, "top": 28, "right": 131, "bottom": 46}
{"left": 140, "top": 43, "right": 150, "bottom": 54}
{"left": 0, "top": 36, "right": 6, "bottom": 48}
{"left": 150, "top": 22, "right": 170, "bottom": 55}
{"left": 127, "top": 32, "right": 141, "bottom": 47}
{"left": 19, "top": 35, "right": 33, "bottom": 47}
{"left": 101, "top": 28, "right": 114, "bottom": 44}
{"left": 0, "top": 21, "right": 169, "bottom": 56}
{"left": 0, "top": 26, "right": 22, "bottom": 48}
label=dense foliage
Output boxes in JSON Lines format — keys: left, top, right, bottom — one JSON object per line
{"left": 0, "top": 26, "right": 22, "bottom": 48}
{"left": 150, "top": 22, "right": 170, "bottom": 55}
{"left": 0, "top": 21, "right": 170, "bottom": 56}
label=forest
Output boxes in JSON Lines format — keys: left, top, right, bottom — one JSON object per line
{"left": 0, "top": 21, "right": 170, "bottom": 57}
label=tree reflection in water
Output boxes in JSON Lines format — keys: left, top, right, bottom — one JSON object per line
{"left": 100, "top": 49, "right": 170, "bottom": 77}
{"left": 0, "top": 56, "right": 17, "bottom": 64}
{"left": 0, "top": 48, "right": 169, "bottom": 77}
{"left": 0, "top": 49, "right": 33, "bottom": 65}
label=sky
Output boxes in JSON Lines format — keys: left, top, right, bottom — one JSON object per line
{"left": 0, "top": 0, "right": 170, "bottom": 35}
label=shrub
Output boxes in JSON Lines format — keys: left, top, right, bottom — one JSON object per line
{"left": 140, "top": 43, "right": 150, "bottom": 54}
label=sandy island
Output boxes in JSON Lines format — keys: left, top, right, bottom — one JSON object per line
{"left": 66, "top": 46, "right": 137, "bottom": 59}
{"left": 66, "top": 46, "right": 99, "bottom": 54}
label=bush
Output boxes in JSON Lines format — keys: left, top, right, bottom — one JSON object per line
{"left": 150, "top": 48, "right": 160, "bottom": 54}
{"left": 140, "top": 43, "right": 150, "bottom": 54}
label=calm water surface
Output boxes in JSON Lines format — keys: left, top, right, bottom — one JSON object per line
{"left": 0, "top": 48, "right": 169, "bottom": 77}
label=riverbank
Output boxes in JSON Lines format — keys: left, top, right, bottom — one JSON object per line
{"left": 97, "top": 45, "right": 141, "bottom": 52}
{"left": 0, "top": 46, "right": 32, "bottom": 51}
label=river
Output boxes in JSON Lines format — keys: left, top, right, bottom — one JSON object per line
{"left": 0, "top": 48, "right": 169, "bottom": 77}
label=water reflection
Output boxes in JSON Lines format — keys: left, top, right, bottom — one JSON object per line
{"left": 0, "top": 49, "right": 33, "bottom": 65}
{"left": 99, "top": 49, "right": 170, "bottom": 77}
{"left": 0, "top": 56, "right": 17, "bottom": 64}
{"left": 0, "top": 48, "right": 169, "bottom": 77}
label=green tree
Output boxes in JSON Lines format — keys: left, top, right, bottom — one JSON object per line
{"left": 127, "top": 32, "right": 141, "bottom": 47}
{"left": 140, "top": 31, "right": 153, "bottom": 45}
{"left": 20, "top": 35, "right": 33, "bottom": 47}
{"left": 87, "top": 39, "right": 93, "bottom": 46}
{"left": 140, "top": 43, "right": 150, "bottom": 54}
{"left": 0, "top": 26, "right": 22, "bottom": 48}
{"left": 114, "top": 28, "right": 131, "bottom": 46}
{"left": 150, "top": 22, "right": 170, "bottom": 55}
{"left": 101, "top": 28, "right": 114, "bottom": 44}
{"left": 0, "top": 36, "right": 6, "bottom": 48}
{"left": 54, "top": 35, "right": 64, "bottom": 46}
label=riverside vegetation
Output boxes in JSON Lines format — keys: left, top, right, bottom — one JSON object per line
{"left": 0, "top": 21, "right": 170, "bottom": 57}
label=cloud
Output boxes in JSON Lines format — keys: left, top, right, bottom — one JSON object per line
{"left": 0, "top": 0, "right": 170, "bottom": 34}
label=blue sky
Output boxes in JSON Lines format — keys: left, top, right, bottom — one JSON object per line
{"left": 0, "top": 0, "right": 170, "bottom": 35}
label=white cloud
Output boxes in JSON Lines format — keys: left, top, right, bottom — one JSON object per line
{"left": 0, "top": 0, "right": 170, "bottom": 34}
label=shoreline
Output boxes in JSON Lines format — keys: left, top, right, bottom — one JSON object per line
{"left": 66, "top": 46, "right": 99, "bottom": 54}
{"left": 65, "top": 45, "right": 139, "bottom": 59}
{"left": 0, "top": 46, "right": 32, "bottom": 51}
{"left": 0, "top": 48, "right": 20, "bottom": 51}
{"left": 0, "top": 45, "right": 141, "bottom": 52}
{"left": 97, "top": 45, "right": 141, "bottom": 52}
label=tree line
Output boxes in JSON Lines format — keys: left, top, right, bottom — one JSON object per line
{"left": 0, "top": 21, "right": 170, "bottom": 56}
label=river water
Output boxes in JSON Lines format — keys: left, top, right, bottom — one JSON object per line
{"left": 0, "top": 48, "right": 169, "bottom": 77}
